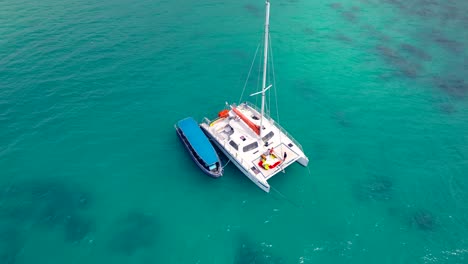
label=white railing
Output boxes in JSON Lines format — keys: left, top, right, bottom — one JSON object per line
{"left": 243, "top": 101, "right": 304, "bottom": 151}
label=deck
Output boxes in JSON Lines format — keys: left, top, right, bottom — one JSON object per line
{"left": 249, "top": 143, "right": 300, "bottom": 180}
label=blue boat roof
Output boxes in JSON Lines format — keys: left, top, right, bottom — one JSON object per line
{"left": 177, "top": 117, "right": 218, "bottom": 166}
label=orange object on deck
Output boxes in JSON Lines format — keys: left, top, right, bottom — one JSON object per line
{"left": 218, "top": 109, "right": 229, "bottom": 118}
{"left": 232, "top": 107, "right": 260, "bottom": 135}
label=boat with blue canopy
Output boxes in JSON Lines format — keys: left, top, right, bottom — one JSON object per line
{"left": 175, "top": 117, "right": 223, "bottom": 178}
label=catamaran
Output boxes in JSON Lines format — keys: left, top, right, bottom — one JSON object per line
{"left": 200, "top": 0, "right": 309, "bottom": 192}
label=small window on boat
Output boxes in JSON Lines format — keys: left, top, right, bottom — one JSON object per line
{"left": 251, "top": 115, "right": 259, "bottom": 120}
{"left": 229, "top": 140, "right": 239, "bottom": 150}
{"left": 243, "top": 141, "right": 258, "bottom": 152}
{"left": 251, "top": 166, "right": 260, "bottom": 174}
{"left": 262, "top": 131, "right": 274, "bottom": 142}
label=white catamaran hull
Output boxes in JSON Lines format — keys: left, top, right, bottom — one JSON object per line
{"left": 200, "top": 103, "right": 308, "bottom": 193}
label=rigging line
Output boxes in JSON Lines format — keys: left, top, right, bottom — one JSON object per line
{"left": 238, "top": 40, "right": 262, "bottom": 104}
{"left": 267, "top": 36, "right": 272, "bottom": 117}
{"left": 306, "top": 165, "right": 312, "bottom": 178}
{"left": 222, "top": 159, "right": 231, "bottom": 169}
{"left": 269, "top": 34, "right": 280, "bottom": 125}
{"left": 268, "top": 33, "right": 284, "bottom": 156}
{"left": 270, "top": 186, "right": 301, "bottom": 208}
{"left": 256, "top": 37, "right": 263, "bottom": 107}
{"left": 265, "top": 56, "right": 269, "bottom": 116}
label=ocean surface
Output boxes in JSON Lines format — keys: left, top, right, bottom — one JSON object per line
{"left": 1, "top": 0, "right": 467, "bottom": 263}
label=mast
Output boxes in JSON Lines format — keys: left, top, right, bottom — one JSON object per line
{"left": 260, "top": 0, "right": 270, "bottom": 139}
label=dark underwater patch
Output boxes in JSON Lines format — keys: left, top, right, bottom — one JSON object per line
{"left": 376, "top": 45, "right": 400, "bottom": 62}
{"left": 410, "top": 209, "right": 438, "bottom": 231}
{"left": 399, "top": 43, "right": 431, "bottom": 61}
{"left": 433, "top": 35, "right": 463, "bottom": 54}
{"left": 388, "top": 206, "right": 440, "bottom": 233}
{"left": 303, "top": 27, "right": 314, "bottom": 35}
{"left": 32, "top": 181, "right": 91, "bottom": 229}
{"left": 382, "top": 0, "right": 404, "bottom": 10}
{"left": 354, "top": 175, "right": 393, "bottom": 202}
{"left": 329, "top": 3, "right": 342, "bottom": 10}
{"left": 437, "top": 103, "right": 456, "bottom": 114}
{"left": 376, "top": 45, "right": 423, "bottom": 78}
{"left": 292, "top": 79, "right": 319, "bottom": 100}
{"left": 341, "top": 10, "right": 358, "bottom": 23}
{"left": 235, "top": 234, "right": 284, "bottom": 264}
{"left": 332, "top": 111, "right": 351, "bottom": 127}
{"left": 433, "top": 77, "right": 467, "bottom": 98}
{"left": 230, "top": 50, "right": 250, "bottom": 62}
{"left": 63, "top": 214, "right": 94, "bottom": 243}
{"left": 108, "top": 211, "right": 157, "bottom": 255}
{"left": 362, "top": 24, "right": 390, "bottom": 42}
{"left": 380, "top": 0, "right": 465, "bottom": 27}
{"left": 335, "top": 33, "right": 353, "bottom": 43}
{"left": 439, "top": 5, "right": 459, "bottom": 23}
{"left": 0, "top": 179, "right": 94, "bottom": 243}
{"left": 0, "top": 226, "right": 23, "bottom": 264}
{"left": 244, "top": 4, "right": 261, "bottom": 17}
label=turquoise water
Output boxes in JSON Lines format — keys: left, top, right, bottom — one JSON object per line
{"left": 1, "top": 0, "right": 467, "bottom": 263}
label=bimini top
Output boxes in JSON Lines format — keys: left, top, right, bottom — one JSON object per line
{"left": 177, "top": 117, "right": 218, "bottom": 166}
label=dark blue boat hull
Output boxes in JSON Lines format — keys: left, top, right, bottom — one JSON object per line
{"left": 176, "top": 127, "right": 223, "bottom": 178}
